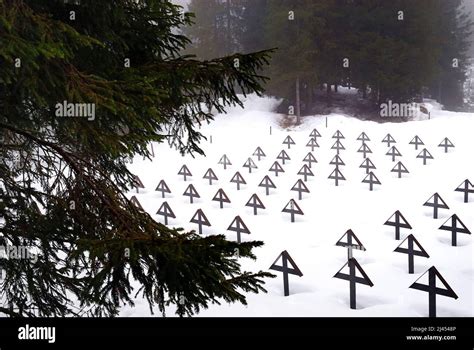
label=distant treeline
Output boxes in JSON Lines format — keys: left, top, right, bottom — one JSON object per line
{"left": 182, "top": 0, "right": 473, "bottom": 114}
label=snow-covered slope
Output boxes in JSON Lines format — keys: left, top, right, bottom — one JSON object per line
{"left": 121, "top": 94, "right": 474, "bottom": 317}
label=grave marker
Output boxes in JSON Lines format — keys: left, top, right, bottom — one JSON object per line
{"left": 409, "top": 136, "right": 424, "bottom": 150}
{"left": 362, "top": 172, "right": 381, "bottom": 191}
{"left": 331, "top": 140, "right": 345, "bottom": 155}
{"left": 178, "top": 165, "right": 192, "bottom": 181}
{"left": 269, "top": 161, "right": 285, "bottom": 177}
{"left": 283, "top": 135, "right": 296, "bottom": 149}
{"left": 190, "top": 209, "right": 211, "bottom": 235}
{"left": 386, "top": 146, "right": 402, "bottom": 162}
{"left": 129, "top": 195, "right": 144, "bottom": 210}
{"left": 357, "top": 132, "right": 370, "bottom": 142}
{"left": 132, "top": 175, "right": 145, "bottom": 193}
{"left": 409, "top": 266, "right": 458, "bottom": 317}
{"left": 328, "top": 167, "right": 346, "bottom": 186}
{"left": 246, "top": 193, "right": 265, "bottom": 215}
{"left": 218, "top": 154, "right": 232, "bottom": 170}
{"left": 156, "top": 201, "right": 176, "bottom": 225}
{"left": 203, "top": 168, "right": 218, "bottom": 185}
{"left": 253, "top": 147, "right": 266, "bottom": 161}
{"left": 259, "top": 175, "right": 276, "bottom": 195}
{"left": 269, "top": 250, "right": 303, "bottom": 296}
{"left": 439, "top": 214, "right": 471, "bottom": 246}
{"left": 336, "top": 229, "right": 366, "bottom": 261}
{"left": 243, "top": 157, "right": 258, "bottom": 173}
{"left": 282, "top": 199, "right": 304, "bottom": 222}
{"left": 230, "top": 171, "right": 246, "bottom": 190}
{"left": 391, "top": 161, "right": 409, "bottom": 178}
{"left": 382, "top": 134, "right": 396, "bottom": 147}
{"left": 330, "top": 155, "right": 345, "bottom": 168}
{"left": 423, "top": 193, "right": 449, "bottom": 219}
{"left": 438, "top": 138, "right": 454, "bottom": 153}
{"left": 212, "top": 188, "right": 231, "bottom": 209}
{"left": 334, "top": 258, "right": 374, "bottom": 309}
{"left": 227, "top": 216, "right": 250, "bottom": 243}
{"left": 277, "top": 150, "right": 291, "bottom": 165}
{"left": 358, "top": 143, "right": 372, "bottom": 159}
{"left": 291, "top": 179, "right": 310, "bottom": 200}
{"left": 384, "top": 210, "right": 412, "bottom": 240}
{"left": 455, "top": 179, "right": 474, "bottom": 203}
{"left": 306, "top": 138, "right": 319, "bottom": 151}
{"left": 417, "top": 148, "right": 434, "bottom": 165}
{"left": 332, "top": 130, "right": 345, "bottom": 140}
{"left": 309, "top": 128, "right": 321, "bottom": 138}
{"left": 394, "top": 234, "right": 429, "bottom": 274}
{"left": 302, "top": 152, "right": 317, "bottom": 168}
{"left": 297, "top": 164, "right": 314, "bottom": 182}
{"left": 360, "top": 158, "right": 376, "bottom": 175}
{"left": 155, "top": 180, "right": 171, "bottom": 198}
{"left": 183, "top": 184, "right": 200, "bottom": 204}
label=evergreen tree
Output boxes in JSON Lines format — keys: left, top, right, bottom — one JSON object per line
{"left": 0, "top": 0, "right": 274, "bottom": 317}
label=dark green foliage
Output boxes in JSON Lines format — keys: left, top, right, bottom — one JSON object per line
{"left": 0, "top": 0, "right": 274, "bottom": 317}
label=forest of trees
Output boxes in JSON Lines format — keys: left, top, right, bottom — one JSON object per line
{"left": 183, "top": 0, "right": 473, "bottom": 116}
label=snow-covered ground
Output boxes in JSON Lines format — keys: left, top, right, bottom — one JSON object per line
{"left": 122, "top": 94, "right": 474, "bottom": 317}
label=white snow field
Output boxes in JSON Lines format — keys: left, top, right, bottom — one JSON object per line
{"left": 121, "top": 94, "right": 474, "bottom": 317}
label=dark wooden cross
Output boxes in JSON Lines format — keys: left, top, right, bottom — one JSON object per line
{"left": 439, "top": 214, "right": 471, "bottom": 246}
{"left": 253, "top": 147, "right": 266, "bottom": 161}
{"left": 386, "top": 146, "right": 402, "bottom": 162}
{"left": 243, "top": 157, "right": 258, "bottom": 173}
{"left": 455, "top": 179, "right": 474, "bottom": 203}
{"left": 358, "top": 143, "right": 372, "bottom": 158}
{"left": 277, "top": 150, "right": 291, "bottom": 165}
{"left": 334, "top": 258, "right": 374, "bottom": 310}
{"left": 190, "top": 209, "right": 211, "bottom": 235}
{"left": 384, "top": 210, "right": 412, "bottom": 240}
{"left": 156, "top": 201, "right": 176, "bottom": 225}
{"left": 269, "top": 250, "right": 303, "bottom": 296}
{"left": 212, "top": 188, "right": 231, "bottom": 209}
{"left": 155, "top": 180, "right": 171, "bottom": 198}
{"left": 360, "top": 158, "right": 376, "bottom": 175}
{"left": 423, "top": 193, "right": 449, "bottom": 219}
{"left": 218, "top": 154, "right": 232, "bottom": 169}
{"left": 357, "top": 132, "right": 370, "bottom": 142}
{"left": 269, "top": 161, "right": 285, "bottom": 177}
{"left": 409, "top": 136, "right": 424, "bottom": 150}
{"left": 362, "top": 171, "right": 381, "bottom": 191}
{"left": 282, "top": 199, "right": 304, "bottom": 222}
{"left": 331, "top": 140, "right": 345, "bottom": 155}
{"left": 394, "top": 234, "right": 429, "bottom": 274}
{"left": 132, "top": 175, "right": 145, "bottom": 193}
{"left": 203, "top": 168, "right": 218, "bottom": 185}
{"left": 409, "top": 266, "right": 458, "bottom": 317}
{"left": 309, "top": 128, "right": 321, "bottom": 139}
{"left": 438, "top": 138, "right": 454, "bottom": 153}
{"left": 302, "top": 152, "right": 317, "bottom": 168}
{"left": 178, "top": 165, "right": 192, "bottom": 181}
{"left": 328, "top": 167, "right": 346, "bottom": 186}
{"left": 332, "top": 130, "right": 345, "bottom": 140}
{"left": 259, "top": 175, "right": 276, "bottom": 195}
{"left": 382, "top": 134, "right": 396, "bottom": 147}
{"left": 298, "top": 164, "right": 314, "bottom": 182}
{"left": 330, "top": 154, "right": 345, "bottom": 168}
{"left": 246, "top": 193, "right": 265, "bottom": 215}
{"left": 336, "top": 229, "right": 366, "bottom": 261}
{"left": 227, "top": 216, "right": 250, "bottom": 243}
{"left": 129, "top": 195, "right": 144, "bottom": 211}
{"left": 283, "top": 135, "right": 296, "bottom": 149}
{"left": 230, "top": 171, "right": 246, "bottom": 190}
{"left": 183, "top": 183, "right": 200, "bottom": 204}
{"left": 291, "top": 179, "right": 310, "bottom": 200}
{"left": 306, "top": 138, "right": 319, "bottom": 151}
{"left": 391, "top": 161, "right": 409, "bottom": 178}
{"left": 417, "top": 148, "right": 434, "bottom": 165}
